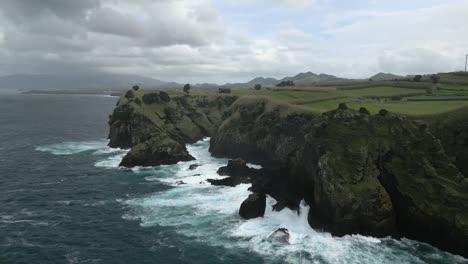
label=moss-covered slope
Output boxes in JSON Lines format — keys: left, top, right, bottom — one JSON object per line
{"left": 210, "top": 100, "right": 468, "bottom": 257}
{"left": 108, "top": 90, "right": 237, "bottom": 167}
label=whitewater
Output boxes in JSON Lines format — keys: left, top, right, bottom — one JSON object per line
{"left": 35, "top": 138, "right": 467, "bottom": 264}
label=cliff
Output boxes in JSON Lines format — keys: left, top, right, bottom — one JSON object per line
{"left": 427, "top": 107, "right": 468, "bottom": 177}
{"left": 210, "top": 99, "right": 468, "bottom": 257}
{"left": 108, "top": 92, "right": 468, "bottom": 257}
{"left": 108, "top": 90, "right": 237, "bottom": 166}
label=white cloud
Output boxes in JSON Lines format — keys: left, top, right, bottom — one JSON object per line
{"left": 272, "top": 0, "right": 316, "bottom": 8}
{"left": 0, "top": 0, "right": 467, "bottom": 83}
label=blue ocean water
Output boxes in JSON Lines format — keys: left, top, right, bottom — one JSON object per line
{"left": 0, "top": 94, "right": 466, "bottom": 264}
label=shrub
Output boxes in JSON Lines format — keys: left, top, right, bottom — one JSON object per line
{"left": 142, "top": 93, "right": 160, "bottom": 104}
{"left": 413, "top": 75, "right": 422, "bottom": 82}
{"left": 183, "top": 84, "right": 191, "bottom": 94}
{"left": 430, "top": 74, "right": 440, "bottom": 84}
{"left": 218, "top": 88, "right": 231, "bottom": 94}
{"left": 159, "top": 91, "right": 171, "bottom": 102}
{"left": 125, "top": 90, "right": 135, "bottom": 99}
{"left": 134, "top": 97, "right": 142, "bottom": 105}
{"left": 276, "top": 80, "right": 295, "bottom": 87}
{"left": 164, "top": 107, "right": 180, "bottom": 122}
{"left": 254, "top": 84, "right": 262, "bottom": 90}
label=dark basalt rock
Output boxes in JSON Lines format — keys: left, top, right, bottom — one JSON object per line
{"left": 188, "top": 164, "right": 201, "bottom": 170}
{"left": 217, "top": 159, "right": 249, "bottom": 176}
{"left": 267, "top": 228, "right": 290, "bottom": 244}
{"left": 210, "top": 101, "right": 468, "bottom": 258}
{"left": 208, "top": 159, "right": 258, "bottom": 187}
{"left": 239, "top": 193, "right": 266, "bottom": 219}
{"left": 119, "top": 136, "right": 194, "bottom": 167}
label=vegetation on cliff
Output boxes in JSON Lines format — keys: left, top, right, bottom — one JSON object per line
{"left": 108, "top": 86, "right": 468, "bottom": 257}
{"left": 108, "top": 89, "right": 237, "bottom": 167}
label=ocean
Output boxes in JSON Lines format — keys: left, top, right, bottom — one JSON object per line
{"left": 0, "top": 94, "right": 466, "bottom": 264}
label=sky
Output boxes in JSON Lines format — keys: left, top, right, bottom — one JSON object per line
{"left": 0, "top": 0, "right": 467, "bottom": 84}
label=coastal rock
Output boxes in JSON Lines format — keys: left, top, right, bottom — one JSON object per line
{"left": 109, "top": 91, "right": 238, "bottom": 166}
{"left": 239, "top": 193, "right": 266, "bottom": 219}
{"left": 208, "top": 159, "right": 256, "bottom": 187}
{"left": 210, "top": 100, "right": 468, "bottom": 257}
{"left": 217, "top": 159, "right": 249, "bottom": 176}
{"left": 267, "top": 228, "right": 290, "bottom": 244}
{"left": 119, "top": 136, "right": 194, "bottom": 167}
{"left": 430, "top": 108, "right": 468, "bottom": 177}
{"left": 188, "top": 164, "right": 201, "bottom": 170}
{"left": 302, "top": 107, "right": 468, "bottom": 257}
{"left": 109, "top": 93, "right": 468, "bottom": 257}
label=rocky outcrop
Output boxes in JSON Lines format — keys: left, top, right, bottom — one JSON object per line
{"left": 108, "top": 91, "right": 237, "bottom": 167}
{"left": 428, "top": 107, "right": 468, "bottom": 177}
{"left": 108, "top": 92, "right": 468, "bottom": 257}
{"left": 210, "top": 97, "right": 317, "bottom": 166}
{"left": 239, "top": 193, "right": 266, "bottom": 219}
{"left": 119, "top": 135, "right": 194, "bottom": 167}
{"left": 210, "top": 100, "right": 468, "bottom": 257}
{"left": 267, "top": 228, "right": 290, "bottom": 244}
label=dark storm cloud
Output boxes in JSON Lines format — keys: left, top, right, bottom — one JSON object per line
{"left": 0, "top": 0, "right": 225, "bottom": 79}
{"left": 0, "top": 0, "right": 98, "bottom": 21}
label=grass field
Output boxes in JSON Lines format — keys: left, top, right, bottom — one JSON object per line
{"left": 335, "top": 86, "right": 425, "bottom": 97}
{"left": 227, "top": 74, "right": 468, "bottom": 115}
{"left": 303, "top": 99, "right": 468, "bottom": 115}
{"left": 134, "top": 71, "right": 468, "bottom": 117}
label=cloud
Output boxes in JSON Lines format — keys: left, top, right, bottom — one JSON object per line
{"left": 272, "top": 0, "right": 316, "bottom": 8}
{"left": 0, "top": 0, "right": 467, "bottom": 83}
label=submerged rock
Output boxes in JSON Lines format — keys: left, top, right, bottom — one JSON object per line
{"left": 267, "top": 228, "right": 290, "bottom": 244}
{"left": 239, "top": 193, "right": 266, "bottom": 219}
{"left": 188, "top": 164, "right": 201, "bottom": 170}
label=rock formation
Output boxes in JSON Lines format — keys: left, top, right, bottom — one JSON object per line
{"left": 108, "top": 92, "right": 468, "bottom": 257}
{"left": 108, "top": 90, "right": 237, "bottom": 167}
{"left": 239, "top": 193, "right": 266, "bottom": 219}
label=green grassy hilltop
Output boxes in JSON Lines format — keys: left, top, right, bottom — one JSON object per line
{"left": 217, "top": 71, "right": 468, "bottom": 116}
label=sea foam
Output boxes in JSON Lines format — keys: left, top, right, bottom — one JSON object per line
{"left": 121, "top": 139, "right": 467, "bottom": 264}
{"left": 36, "top": 139, "right": 128, "bottom": 168}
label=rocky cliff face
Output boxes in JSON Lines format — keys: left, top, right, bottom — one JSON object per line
{"left": 108, "top": 90, "right": 237, "bottom": 167}
{"left": 210, "top": 100, "right": 468, "bottom": 257}
{"left": 108, "top": 93, "right": 468, "bottom": 257}
{"left": 428, "top": 108, "right": 468, "bottom": 177}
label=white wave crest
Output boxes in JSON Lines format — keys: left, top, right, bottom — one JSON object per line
{"left": 120, "top": 138, "right": 467, "bottom": 263}
{"left": 36, "top": 140, "right": 109, "bottom": 155}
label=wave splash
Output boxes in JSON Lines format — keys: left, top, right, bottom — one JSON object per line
{"left": 36, "top": 138, "right": 467, "bottom": 263}
{"left": 36, "top": 139, "right": 128, "bottom": 168}
{"left": 122, "top": 139, "right": 467, "bottom": 264}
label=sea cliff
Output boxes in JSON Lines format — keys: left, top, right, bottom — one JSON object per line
{"left": 108, "top": 90, "right": 468, "bottom": 257}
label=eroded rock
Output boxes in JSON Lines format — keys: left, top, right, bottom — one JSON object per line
{"left": 239, "top": 193, "right": 266, "bottom": 219}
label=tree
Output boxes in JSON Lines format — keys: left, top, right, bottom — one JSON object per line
{"left": 254, "top": 84, "right": 262, "bottom": 90}
{"left": 125, "top": 90, "right": 135, "bottom": 99}
{"left": 413, "top": 75, "right": 422, "bottom": 82}
{"left": 430, "top": 74, "right": 440, "bottom": 84}
{"left": 159, "top": 91, "right": 171, "bottom": 102}
{"left": 218, "top": 88, "right": 231, "bottom": 94}
{"left": 183, "top": 84, "right": 191, "bottom": 94}
{"left": 132, "top": 85, "right": 140, "bottom": 91}
{"left": 276, "top": 80, "right": 295, "bottom": 87}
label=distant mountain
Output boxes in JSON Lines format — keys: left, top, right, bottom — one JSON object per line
{"left": 281, "top": 72, "right": 348, "bottom": 85}
{"left": 369, "top": 72, "right": 405, "bottom": 81}
{"left": 0, "top": 73, "right": 181, "bottom": 91}
{"left": 2, "top": 71, "right": 352, "bottom": 93}
{"left": 223, "top": 72, "right": 347, "bottom": 89}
